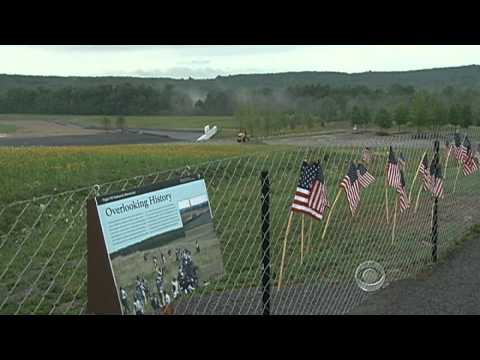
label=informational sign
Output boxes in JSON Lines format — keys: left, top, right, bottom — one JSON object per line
{"left": 94, "top": 177, "right": 224, "bottom": 315}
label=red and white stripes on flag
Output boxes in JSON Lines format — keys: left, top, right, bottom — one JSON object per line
{"left": 453, "top": 133, "right": 464, "bottom": 163}
{"left": 463, "top": 155, "right": 479, "bottom": 176}
{"left": 340, "top": 163, "right": 361, "bottom": 216}
{"left": 397, "top": 170, "right": 410, "bottom": 212}
{"left": 357, "top": 163, "right": 376, "bottom": 189}
{"left": 291, "top": 161, "right": 329, "bottom": 220}
{"left": 429, "top": 156, "right": 444, "bottom": 199}
{"left": 460, "top": 137, "right": 479, "bottom": 176}
{"left": 387, "top": 147, "right": 401, "bottom": 189}
{"left": 419, "top": 153, "right": 431, "bottom": 192}
{"left": 308, "top": 175, "right": 329, "bottom": 219}
{"left": 387, "top": 147, "right": 409, "bottom": 212}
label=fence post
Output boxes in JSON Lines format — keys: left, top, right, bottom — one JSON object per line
{"left": 260, "top": 171, "right": 271, "bottom": 315}
{"left": 431, "top": 140, "right": 439, "bottom": 263}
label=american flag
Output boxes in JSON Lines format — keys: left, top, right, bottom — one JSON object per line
{"left": 419, "top": 153, "right": 431, "bottom": 192}
{"left": 357, "top": 163, "right": 376, "bottom": 189}
{"left": 340, "top": 163, "right": 361, "bottom": 215}
{"left": 396, "top": 169, "right": 410, "bottom": 212}
{"left": 430, "top": 160, "right": 444, "bottom": 199}
{"left": 460, "top": 137, "right": 479, "bottom": 176}
{"left": 453, "top": 133, "right": 463, "bottom": 162}
{"left": 459, "top": 136, "right": 472, "bottom": 162}
{"left": 362, "top": 147, "right": 372, "bottom": 164}
{"left": 291, "top": 161, "right": 329, "bottom": 220}
{"left": 387, "top": 147, "right": 401, "bottom": 189}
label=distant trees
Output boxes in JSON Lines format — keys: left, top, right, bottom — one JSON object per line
{"left": 460, "top": 104, "right": 473, "bottom": 129}
{"left": 0, "top": 79, "right": 480, "bottom": 134}
{"left": 375, "top": 108, "right": 392, "bottom": 129}
{"left": 393, "top": 104, "right": 410, "bottom": 132}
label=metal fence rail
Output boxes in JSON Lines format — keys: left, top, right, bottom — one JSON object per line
{"left": 0, "top": 128, "right": 479, "bottom": 315}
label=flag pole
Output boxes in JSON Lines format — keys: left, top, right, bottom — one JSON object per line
{"left": 414, "top": 184, "right": 423, "bottom": 213}
{"left": 453, "top": 161, "right": 462, "bottom": 194}
{"left": 392, "top": 198, "right": 398, "bottom": 245}
{"left": 444, "top": 146, "right": 452, "bottom": 181}
{"left": 453, "top": 134, "right": 467, "bottom": 194}
{"left": 277, "top": 211, "right": 293, "bottom": 290}
{"left": 409, "top": 151, "right": 426, "bottom": 202}
{"left": 300, "top": 215, "right": 304, "bottom": 264}
{"left": 306, "top": 216, "right": 313, "bottom": 255}
{"left": 321, "top": 189, "right": 341, "bottom": 240}
{"left": 385, "top": 180, "right": 389, "bottom": 224}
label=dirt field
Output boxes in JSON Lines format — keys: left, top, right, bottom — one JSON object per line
{"left": 0, "top": 118, "right": 203, "bottom": 146}
{"left": 261, "top": 131, "right": 438, "bottom": 148}
{"left": 0, "top": 119, "right": 103, "bottom": 138}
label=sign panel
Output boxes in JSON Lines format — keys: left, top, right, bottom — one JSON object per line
{"left": 95, "top": 177, "right": 224, "bottom": 315}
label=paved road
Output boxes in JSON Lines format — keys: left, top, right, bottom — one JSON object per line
{"left": 0, "top": 133, "right": 177, "bottom": 147}
{"left": 348, "top": 235, "right": 480, "bottom": 315}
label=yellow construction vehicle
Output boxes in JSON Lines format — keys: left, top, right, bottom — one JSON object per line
{"left": 237, "top": 129, "right": 250, "bottom": 143}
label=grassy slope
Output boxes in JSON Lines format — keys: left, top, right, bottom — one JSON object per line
{"left": 0, "top": 143, "right": 289, "bottom": 203}
{"left": 0, "top": 143, "right": 478, "bottom": 314}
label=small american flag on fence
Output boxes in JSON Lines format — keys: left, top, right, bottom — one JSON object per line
{"left": 291, "top": 161, "right": 329, "bottom": 220}
{"left": 460, "top": 136, "right": 479, "bottom": 176}
{"left": 357, "top": 163, "right": 375, "bottom": 189}
{"left": 453, "top": 133, "right": 463, "bottom": 162}
{"left": 430, "top": 160, "right": 444, "bottom": 199}
{"left": 419, "top": 153, "right": 431, "bottom": 191}
{"left": 340, "top": 163, "right": 361, "bottom": 216}
{"left": 397, "top": 170, "right": 410, "bottom": 212}
{"left": 387, "top": 147, "right": 401, "bottom": 189}
{"left": 362, "top": 147, "right": 372, "bottom": 164}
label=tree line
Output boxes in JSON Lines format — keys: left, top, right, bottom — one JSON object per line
{"left": 0, "top": 82, "right": 479, "bottom": 134}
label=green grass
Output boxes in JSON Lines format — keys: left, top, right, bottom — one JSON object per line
{"left": 0, "top": 142, "right": 478, "bottom": 315}
{"left": 0, "top": 123, "right": 16, "bottom": 133}
{"left": 0, "top": 143, "right": 289, "bottom": 203}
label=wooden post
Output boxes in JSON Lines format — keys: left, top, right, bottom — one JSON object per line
{"left": 414, "top": 185, "right": 423, "bottom": 213}
{"left": 300, "top": 215, "right": 304, "bottom": 264}
{"left": 260, "top": 171, "right": 271, "bottom": 315}
{"left": 385, "top": 183, "right": 389, "bottom": 224}
{"left": 306, "top": 217, "right": 313, "bottom": 255}
{"left": 391, "top": 198, "right": 398, "bottom": 245}
{"left": 453, "top": 162, "right": 462, "bottom": 194}
{"left": 321, "top": 189, "right": 342, "bottom": 240}
{"left": 444, "top": 146, "right": 452, "bottom": 181}
{"left": 409, "top": 151, "right": 427, "bottom": 202}
{"left": 277, "top": 211, "right": 293, "bottom": 290}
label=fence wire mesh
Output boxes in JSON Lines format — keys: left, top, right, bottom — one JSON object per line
{"left": 1, "top": 128, "right": 479, "bottom": 315}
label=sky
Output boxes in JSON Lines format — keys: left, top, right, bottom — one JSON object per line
{"left": 0, "top": 45, "right": 479, "bottom": 79}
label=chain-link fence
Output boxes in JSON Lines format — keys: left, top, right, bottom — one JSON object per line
{"left": 1, "top": 128, "right": 479, "bottom": 315}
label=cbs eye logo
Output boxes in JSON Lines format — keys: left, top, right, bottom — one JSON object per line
{"left": 355, "top": 261, "right": 386, "bottom": 292}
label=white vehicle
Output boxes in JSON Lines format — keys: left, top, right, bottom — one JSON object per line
{"left": 196, "top": 125, "right": 218, "bottom": 142}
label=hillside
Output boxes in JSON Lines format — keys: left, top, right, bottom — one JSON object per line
{"left": 1, "top": 65, "right": 480, "bottom": 93}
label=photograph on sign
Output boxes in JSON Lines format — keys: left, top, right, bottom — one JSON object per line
{"left": 95, "top": 178, "right": 224, "bottom": 315}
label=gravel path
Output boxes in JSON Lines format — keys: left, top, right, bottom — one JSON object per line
{"left": 348, "top": 235, "right": 480, "bottom": 315}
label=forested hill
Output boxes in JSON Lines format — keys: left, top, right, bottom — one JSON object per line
{"left": 2, "top": 65, "right": 480, "bottom": 120}
{"left": 1, "top": 65, "right": 480, "bottom": 92}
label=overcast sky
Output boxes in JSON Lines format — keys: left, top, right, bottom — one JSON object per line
{"left": 0, "top": 45, "right": 479, "bottom": 78}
